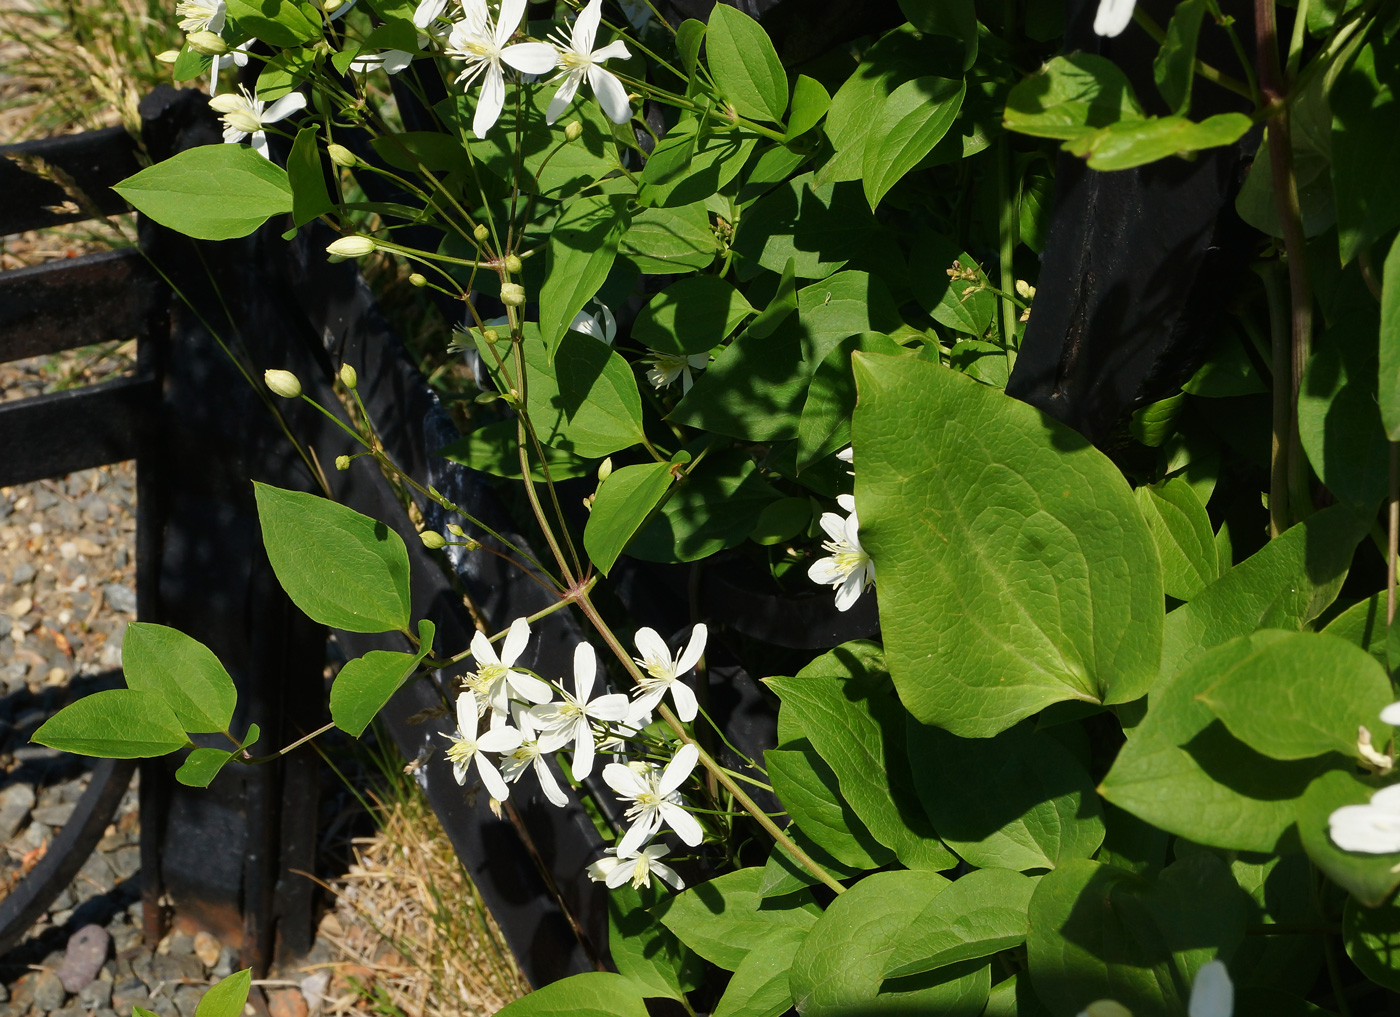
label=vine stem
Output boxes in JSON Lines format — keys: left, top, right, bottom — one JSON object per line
{"left": 1389, "top": 443, "right": 1398, "bottom": 628}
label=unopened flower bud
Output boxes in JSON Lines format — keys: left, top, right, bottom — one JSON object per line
{"left": 408, "top": 272, "right": 427, "bottom": 287}
{"left": 447, "top": 523, "right": 467, "bottom": 537}
{"left": 598, "top": 457, "right": 613, "bottom": 482}
{"left": 419, "top": 529, "right": 447, "bottom": 549}
{"left": 326, "top": 235, "right": 377, "bottom": 258}
{"left": 339, "top": 363, "right": 358, "bottom": 389}
{"left": 1015, "top": 279, "right": 1036, "bottom": 300}
{"left": 156, "top": 49, "right": 182, "bottom": 64}
{"left": 473, "top": 223, "right": 490, "bottom": 243}
{"left": 335, "top": 455, "right": 351, "bottom": 470}
{"left": 503, "top": 254, "right": 522, "bottom": 275}
{"left": 473, "top": 391, "right": 499, "bottom": 404}
{"left": 264, "top": 369, "right": 302, "bottom": 399}
{"left": 564, "top": 120, "right": 583, "bottom": 142}
{"left": 500, "top": 282, "right": 526, "bottom": 307}
{"left": 482, "top": 329, "right": 500, "bottom": 344}
{"left": 327, "top": 142, "right": 357, "bottom": 167}
{"left": 186, "top": 30, "right": 227, "bottom": 54}
{"left": 323, "top": 0, "right": 343, "bottom": 11}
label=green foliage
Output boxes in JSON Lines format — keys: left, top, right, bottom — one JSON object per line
{"left": 881, "top": 868, "right": 1037, "bottom": 979}
{"left": 330, "top": 619, "right": 436, "bottom": 737}
{"left": 175, "top": 724, "right": 260, "bottom": 788}
{"left": 122, "top": 622, "right": 237, "bottom": 733}
{"left": 194, "top": 969, "right": 253, "bottom": 1017}
{"left": 114, "top": 145, "right": 293, "bottom": 240}
{"left": 493, "top": 972, "right": 649, "bottom": 1017}
{"left": 583, "top": 461, "right": 673, "bottom": 575}
{"left": 33, "top": 690, "right": 190, "bottom": 759}
{"left": 540, "top": 195, "right": 628, "bottom": 356}
{"left": 609, "top": 884, "right": 701, "bottom": 1001}
{"left": 704, "top": 5, "right": 788, "bottom": 124}
{"left": 660, "top": 868, "right": 820, "bottom": 972}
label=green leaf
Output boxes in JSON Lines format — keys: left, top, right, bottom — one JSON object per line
{"left": 862, "top": 76, "right": 966, "bottom": 209}
{"left": 1153, "top": 0, "right": 1208, "bottom": 113}
{"left": 172, "top": 44, "right": 211, "bottom": 82}
{"left": 256, "top": 46, "right": 318, "bottom": 100}
{"left": 768, "top": 647, "right": 958, "bottom": 872}
{"left": 33, "top": 689, "right": 189, "bottom": 758}
{"left": 908, "top": 720, "right": 1105, "bottom": 871}
{"left": 637, "top": 120, "right": 757, "bottom": 208}
{"left": 286, "top": 127, "right": 333, "bottom": 228}
{"left": 750, "top": 497, "right": 811, "bottom": 545}
{"left": 1297, "top": 769, "right": 1400, "bottom": 907}
{"left": 882, "top": 868, "right": 1036, "bottom": 980}
{"left": 797, "top": 332, "right": 904, "bottom": 472}
{"left": 785, "top": 75, "right": 831, "bottom": 140}
{"left": 493, "top": 972, "right": 648, "bottom": 1017}
{"left": 1004, "top": 54, "right": 1145, "bottom": 141}
{"left": 789, "top": 870, "right": 991, "bottom": 1017}
{"left": 767, "top": 744, "right": 893, "bottom": 870}
{"left": 1063, "top": 113, "right": 1254, "bottom": 171}
{"left": 113, "top": 145, "right": 293, "bottom": 241}
{"left": 1331, "top": 42, "right": 1400, "bottom": 263}
{"left": 254, "top": 483, "right": 411, "bottom": 634}
{"left": 330, "top": 619, "right": 436, "bottom": 737}
{"left": 1322, "top": 592, "right": 1389, "bottom": 664}
{"left": 1343, "top": 894, "right": 1400, "bottom": 990}
{"left": 632, "top": 276, "right": 752, "bottom": 355}
{"left": 474, "top": 326, "right": 646, "bottom": 458}
{"left": 628, "top": 450, "right": 778, "bottom": 564}
{"left": 370, "top": 131, "right": 468, "bottom": 175}
{"left": 748, "top": 257, "right": 798, "bottom": 339}
{"left": 608, "top": 884, "right": 700, "bottom": 1001}
{"left": 540, "top": 195, "right": 628, "bottom": 356}
{"left": 676, "top": 19, "right": 704, "bottom": 76}
{"left": 853, "top": 354, "right": 1163, "bottom": 735}
{"left": 898, "top": 0, "right": 977, "bottom": 65}
{"left": 195, "top": 969, "right": 253, "bottom": 1017}
{"left": 436, "top": 420, "right": 592, "bottom": 482}
{"left": 584, "top": 461, "right": 673, "bottom": 576}
{"left": 617, "top": 203, "right": 720, "bottom": 274}
{"left": 909, "top": 231, "right": 997, "bottom": 336}
{"left": 659, "top": 868, "right": 820, "bottom": 972}
{"left": 226, "top": 0, "right": 319, "bottom": 46}
{"left": 732, "top": 174, "right": 880, "bottom": 281}
{"left": 712, "top": 930, "right": 807, "bottom": 1017}
{"left": 705, "top": 4, "right": 788, "bottom": 123}
{"left": 121, "top": 622, "right": 237, "bottom": 734}
{"left": 1100, "top": 631, "right": 1336, "bottom": 852}
{"left": 1026, "top": 855, "right": 1249, "bottom": 1017}
{"left": 1135, "top": 477, "right": 1218, "bottom": 601}
{"left": 1159, "top": 505, "right": 1367, "bottom": 679}
{"left": 1381, "top": 227, "right": 1400, "bottom": 440}
{"left": 176, "top": 724, "right": 260, "bottom": 788}
{"left": 1196, "top": 630, "right": 1393, "bottom": 760}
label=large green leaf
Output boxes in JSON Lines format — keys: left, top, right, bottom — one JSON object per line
{"left": 882, "top": 868, "right": 1037, "bottom": 980}
{"left": 33, "top": 689, "right": 189, "bottom": 758}
{"left": 583, "top": 461, "right": 674, "bottom": 576}
{"left": 796, "top": 332, "right": 905, "bottom": 472}
{"left": 1100, "top": 632, "right": 1338, "bottom": 852}
{"left": 1153, "top": 0, "right": 1208, "bottom": 112}
{"left": 732, "top": 174, "right": 881, "bottom": 281}
{"left": 704, "top": 4, "right": 788, "bottom": 123}
{"left": 712, "top": 930, "right": 807, "bottom": 1017}
{"left": 632, "top": 276, "right": 752, "bottom": 355}
{"left": 637, "top": 120, "right": 757, "bottom": 208}
{"left": 617, "top": 203, "right": 720, "bottom": 274}
{"left": 768, "top": 645, "right": 957, "bottom": 871}
{"left": 226, "top": 0, "right": 319, "bottom": 45}
{"left": 1063, "top": 113, "right": 1253, "bottom": 171}
{"left": 436, "top": 420, "right": 592, "bottom": 482}
{"left": 1322, "top": 592, "right": 1389, "bottom": 664}
{"left": 608, "top": 884, "right": 700, "bottom": 1001}
{"left": 853, "top": 353, "right": 1163, "bottom": 735}
{"left": 1331, "top": 41, "right": 1400, "bottom": 263}
{"left": 287, "top": 126, "right": 334, "bottom": 227}
{"left": 659, "top": 868, "right": 820, "bottom": 972}
{"left": 539, "top": 195, "right": 628, "bottom": 356}
{"left": 1135, "top": 477, "right": 1219, "bottom": 601}
{"left": 254, "top": 483, "right": 411, "bottom": 633}
{"left": 1159, "top": 505, "right": 1367, "bottom": 678}
{"left": 493, "top": 972, "right": 649, "bottom": 1017}
{"left": 1003, "top": 54, "right": 1145, "bottom": 141}
{"left": 627, "top": 450, "right": 777, "bottom": 564}
{"left": 908, "top": 231, "right": 998, "bottom": 337}
{"left": 1381, "top": 224, "right": 1400, "bottom": 440}
{"left": 785, "top": 75, "right": 831, "bottom": 139}
{"left": 122, "top": 623, "right": 237, "bottom": 734}
{"left": 789, "top": 870, "right": 991, "bottom": 1017}
{"left": 1298, "top": 769, "right": 1400, "bottom": 907}
{"left": 329, "top": 619, "right": 435, "bottom": 737}
{"left": 114, "top": 144, "right": 293, "bottom": 241}
{"left": 767, "top": 743, "right": 893, "bottom": 870}
{"left": 907, "top": 720, "right": 1104, "bottom": 871}
{"left": 1026, "top": 855, "right": 1249, "bottom": 1017}
{"left": 1196, "top": 630, "right": 1393, "bottom": 760}
{"left": 1343, "top": 895, "right": 1400, "bottom": 990}
{"left": 862, "top": 75, "right": 966, "bottom": 209}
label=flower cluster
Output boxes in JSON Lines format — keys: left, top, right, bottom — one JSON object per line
{"left": 808, "top": 449, "right": 875, "bottom": 612}
{"left": 446, "top": 616, "right": 707, "bottom": 891}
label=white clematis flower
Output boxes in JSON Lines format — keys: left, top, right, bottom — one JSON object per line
{"left": 464, "top": 616, "right": 553, "bottom": 723}
{"left": 632, "top": 623, "right": 705, "bottom": 723}
{"left": 412, "top": 0, "right": 447, "bottom": 28}
{"left": 208, "top": 86, "right": 306, "bottom": 160}
{"left": 209, "top": 39, "right": 252, "bottom": 96}
{"left": 1329, "top": 782, "right": 1400, "bottom": 853}
{"left": 603, "top": 742, "right": 703, "bottom": 856}
{"left": 441, "top": 690, "right": 522, "bottom": 799}
{"left": 177, "top": 0, "right": 225, "bottom": 33}
{"left": 587, "top": 843, "right": 685, "bottom": 891}
{"left": 445, "top": 0, "right": 558, "bottom": 138}
{"left": 569, "top": 300, "right": 616, "bottom": 344}
{"left": 349, "top": 49, "right": 415, "bottom": 73}
{"left": 531, "top": 641, "right": 630, "bottom": 780}
{"left": 808, "top": 493, "right": 875, "bottom": 612}
{"left": 643, "top": 350, "right": 708, "bottom": 393}
{"left": 500, "top": 707, "right": 569, "bottom": 807}
{"left": 545, "top": 0, "right": 633, "bottom": 125}
{"left": 1093, "top": 0, "right": 1135, "bottom": 36}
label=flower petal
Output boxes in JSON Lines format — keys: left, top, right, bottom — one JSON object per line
{"left": 495, "top": 0, "right": 526, "bottom": 44}
{"left": 251, "top": 130, "right": 271, "bottom": 160}
{"left": 603, "top": 761, "right": 647, "bottom": 798}
{"left": 456, "top": 691, "right": 479, "bottom": 741}
{"left": 675, "top": 623, "right": 707, "bottom": 674}
{"left": 605, "top": 856, "right": 639, "bottom": 888}
{"left": 1093, "top": 0, "right": 1136, "bottom": 36}
{"left": 669, "top": 680, "right": 698, "bottom": 723}
{"left": 1373, "top": 783, "right": 1400, "bottom": 812}
{"left": 617, "top": 811, "right": 661, "bottom": 857}
{"left": 412, "top": 0, "right": 445, "bottom": 27}
{"left": 650, "top": 859, "right": 684, "bottom": 890}
{"left": 834, "top": 572, "right": 865, "bottom": 612}
{"left": 535, "top": 757, "right": 569, "bottom": 807}
{"left": 478, "top": 725, "right": 524, "bottom": 753}
{"left": 808, "top": 558, "right": 842, "bottom": 586}
{"left": 572, "top": 724, "right": 596, "bottom": 781}
{"left": 573, "top": 640, "right": 597, "bottom": 702}
{"left": 633, "top": 626, "right": 670, "bottom": 667}
{"left": 572, "top": 0, "right": 602, "bottom": 54}
{"left": 817, "top": 511, "right": 846, "bottom": 543}
{"left": 471, "top": 628, "right": 500, "bottom": 667}
{"left": 589, "top": 693, "right": 630, "bottom": 723}
{"left": 473, "top": 65, "right": 506, "bottom": 138}
{"left": 501, "top": 616, "right": 531, "bottom": 666}
{"left": 546, "top": 70, "right": 585, "bottom": 124}
{"left": 659, "top": 801, "right": 703, "bottom": 845}
{"left": 382, "top": 49, "right": 414, "bottom": 73}
{"left": 592, "top": 39, "right": 631, "bottom": 63}
{"left": 262, "top": 90, "right": 307, "bottom": 123}
{"left": 476, "top": 754, "right": 511, "bottom": 800}
{"left": 507, "top": 669, "right": 554, "bottom": 704}
{"left": 1381, "top": 702, "right": 1400, "bottom": 726}
{"left": 587, "top": 66, "right": 633, "bottom": 124}
{"left": 502, "top": 41, "right": 559, "bottom": 75}
{"left": 1187, "top": 961, "right": 1232, "bottom": 1017}
{"left": 659, "top": 742, "right": 699, "bottom": 796}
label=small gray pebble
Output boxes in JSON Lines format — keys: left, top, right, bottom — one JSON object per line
{"left": 51, "top": 886, "right": 76, "bottom": 912}
{"left": 211, "top": 945, "right": 234, "bottom": 978}
{"left": 110, "top": 977, "right": 149, "bottom": 1013}
{"left": 10, "top": 563, "right": 35, "bottom": 585}
{"left": 84, "top": 499, "right": 110, "bottom": 523}
{"left": 126, "top": 900, "right": 143, "bottom": 925}
{"left": 58, "top": 924, "right": 110, "bottom": 993}
{"left": 52, "top": 1004, "right": 89, "bottom": 1017}
{"left": 0, "top": 637, "right": 11, "bottom": 663}
{"left": 110, "top": 844, "right": 140, "bottom": 880}
{"left": 53, "top": 501, "right": 81, "bottom": 529}
{"left": 144, "top": 993, "right": 180, "bottom": 1017}
{"left": 79, "top": 852, "right": 115, "bottom": 894}
{"left": 152, "top": 951, "right": 202, "bottom": 983}
{"left": 113, "top": 545, "right": 129, "bottom": 569}
{"left": 32, "top": 801, "right": 76, "bottom": 827}
{"left": 52, "top": 906, "right": 74, "bottom": 925}
{"left": 173, "top": 984, "right": 205, "bottom": 1017}
{"left": 111, "top": 925, "right": 143, "bottom": 953}
{"left": 0, "top": 498, "right": 11, "bottom": 519}
{"left": 0, "top": 783, "right": 35, "bottom": 841}
{"left": 78, "top": 975, "right": 112, "bottom": 1009}
{"left": 102, "top": 584, "right": 137, "bottom": 615}
{"left": 166, "top": 930, "right": 194, "bottom": 956}
{"left": 32, "top": 490, "right": 58, "bottom": 511}
{"left": 66, "top": 471, "right": 93, "bottom": 496}
{"left": 33, "top": 970, "right": 66, "bottom": 1011}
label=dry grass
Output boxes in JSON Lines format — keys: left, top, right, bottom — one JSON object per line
{"left": 312, "top": 781, "right": 529, "bottom": 1017}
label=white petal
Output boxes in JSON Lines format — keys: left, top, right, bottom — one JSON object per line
{"left": 833, "top": 572, "right": 865, "bottom": 612}
{"left": 1188, "top": 961, "right": 1232, "bottom": 1017}
{"left": 659, "top": 801, "right": 703, "bottom": 846}
{"left": 456, "top": 691, "right": 479, "bottom": 741}
{"left": 501, "top": 616, "right": 531, "bottom": 666}
{"left": 262, "top": 91, "right": 307, "bottom": 123}
{"left": 588, "top": 693, "right": 630, "bottom": 723}
{"left": 588, "top": 66, "right": 633, "bottom": 124}
{"left": 349, "top": 53, "right": 385, "bottom": 72}
{"left": 452, "top": 759, "right": 468, "bottom": 785}
{"left": 572, "top": 724, "right": 596, "bottom": 781}
{"left": 535, "top": 757, "right": 569, "bottom": 807}
{"left": 547, "top": 70, "right": 585, "bottom": 124}
{"left": 592, "top": 39, "right": 631, "bottom": 63}
{"left": 632, "top": 685, "right": 666, "bottom": 718}
{"left": 1372, "top": 783, "right": 1400, "bottom": 812}
{"left": 603, "top": 761, "right": 647, "bottom": 798}
{"left": 568, "top": 306, "right": 602, "bottom": 339}
{"left": 634, "top": 627, "right": 671, "bottom": 669}
{"left": 1381, "top": 702, "right": 1400, "bottom": 726}
{"left": 818, "top": 511, "right": 847, "bottom": 543}
{"left": 650, "top": 860, "right": 684, "bottom": 890}
{"left": 836, "top": 493, "right": 856, "bottom": 515}
{"left": 1093, "top": 0, "right": 1136, "bottom": 36}
{"left": 471, "top": 628, "right": 500, "bottom": 667}
{"left": 617, "top": 812, "right": 660, "bottom": 857}
{"left": 412, "top": 0, "right": 444, "bottom": 26}
{"left": 473, "top": 65, "right": 506, "bottom": 138}
{"left": 1329, "top": 804, "right": 1400, "bottom": 852}
{"left": 501, "top": 41, "right": 558, "bottom": 74}
{"left": 670, "top": 681, "right": 698, "bottom": 723}
{"left": 476, "top": 754, "right": 510, "bottom": 800}
{"left": 659, "top": 742, "right": 699, "bottom": 796}
{"left": 478, "top": 725, "right": 524, "bottom": 753}
{"left": 251, "top": 131, "right": 271, "bottom": 160}
{"left": 508, "top": 669, "right": 554, "bottom": 704}
{"left": 598, "top": 302, "right": 617, "bottom": 343}
{"left": 208, "top": 93, "right": 243, "bottom": 113}
{"left": 495, "top": 0, "right": 526, "bottom": 42}
{"left": 808, "top": 558, "right": 843, "bottom": 587}
{"left": 573, "top": 0, "right": 602, "bottom": 54}
{"left": 588, "top": 853, "right": 621, "bottom": 882}
{"left": 605, "top": 856, "right": 640, "bottom": 888}
{"left": 382, "top": 49, "right": 414, "bottom": 73}
{"left": 675, "top": 623, "right": 707, "bottom": 674}
{"left": 573, "top": 641, "right": 597, "bottom": 702}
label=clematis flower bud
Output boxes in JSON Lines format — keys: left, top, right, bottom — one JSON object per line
{"left": 482, "top": 329, "right": 500, "bottom": 344}
{"left": 504, "top": 254, "right": 522, "bottom": 275}
{"left": 326, "top": 236, "right": 377, "bottom": 257}
{"left": 187, "top": 31, "right": 227, "bottom": 54}
{"left": 339, "top": 363, "right": 358, "bottom": 390}
{"left": 473, "top": 224, "right": 490, "bottom": 243}
{"left": 500, "top": 282, "right": 526, "bottom": 307}
{"left": 335, "top": 455, "right": 351, "bottom": 470}
{"left": 326, "top": 143, "right": 357, "bottom": 167}
{"left": 408, "top": 273, "right": 427, "bottom": 287}
{"left": 264, "top": 369, "right": 302, "bottom": 399}
{"left": 156, "top": 50, "right": 182, "bottom": 64}
{"left": 598, "top": 457, "right": 613, "bottom": 482}
{"left": 420, "top": 530, "right": 447, "bottom": 549}
{"left": 564, "top": 120, "right": 583, "bottom": 142}
{"left": 447, "top": 523, "right": 467, "bottom": 537}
